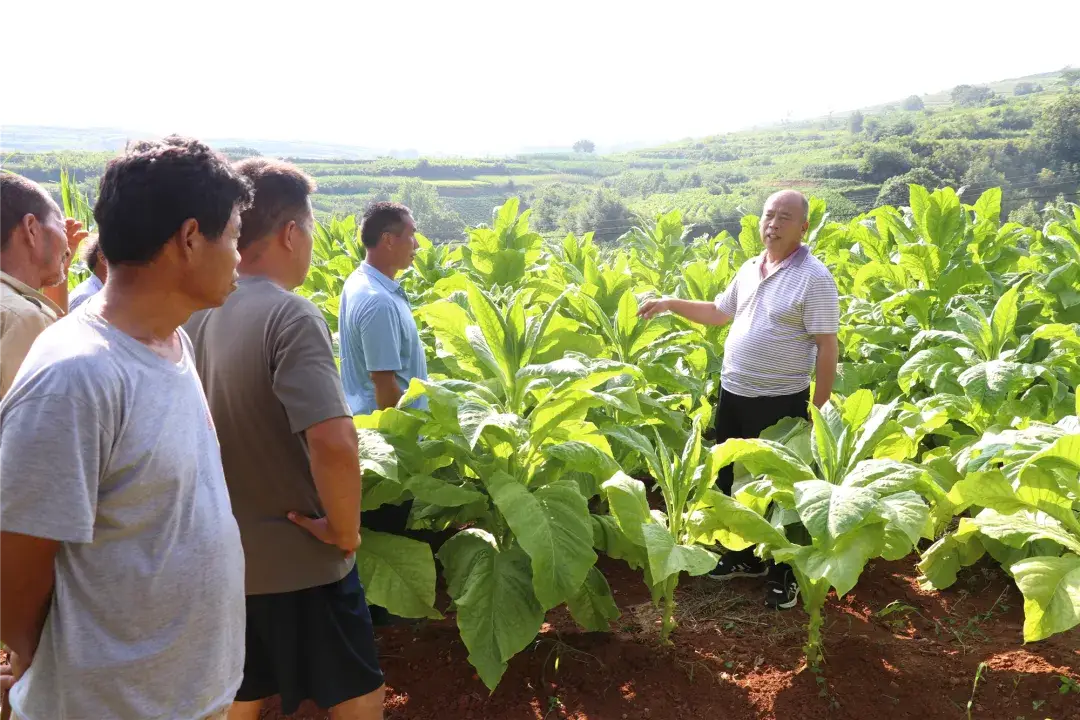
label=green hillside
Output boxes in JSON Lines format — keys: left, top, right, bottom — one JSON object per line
{"left": 3, "top": 68, "right": 1078, "bottom": 242}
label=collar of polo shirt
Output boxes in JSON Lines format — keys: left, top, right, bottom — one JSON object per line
{"left": 757, "top": 243, "right": 810, "bottom": 277}
{"left": 361, "top": 261, "right": 408, "bottom": 298}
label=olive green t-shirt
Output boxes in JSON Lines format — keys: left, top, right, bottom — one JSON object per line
{"left": 184, "top": 275, "right": 355, "bottom": 595}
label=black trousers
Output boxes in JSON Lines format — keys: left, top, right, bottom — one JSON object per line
{"left": 713, "top": 385, "right": 811, "bottom": 574}
{"left": 713, "top": 384, "right": 811, "bottom": 496}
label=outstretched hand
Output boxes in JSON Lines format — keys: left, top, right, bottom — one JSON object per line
{"left": 637, "top": 297, "right": 669, "bottom": 319}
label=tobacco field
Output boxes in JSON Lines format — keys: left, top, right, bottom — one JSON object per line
{"left": 274, "top": 184, "right": 1080, "bottom": 718}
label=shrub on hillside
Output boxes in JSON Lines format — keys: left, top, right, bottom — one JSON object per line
{"left": 875, "top": 168, "right": 944, "bottom": 208}
{"left": 859, "top": 144, "right": 916, "bottom": 183}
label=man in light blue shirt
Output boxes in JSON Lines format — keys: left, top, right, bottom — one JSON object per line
{"left": 339, "top": 201, "right": 427, "bottom": 417}
{"left": 68, "top": 237, "right": 107, "bottom": 312}
{"left": 338, "top": 201, "right": 426, "bottom": 626}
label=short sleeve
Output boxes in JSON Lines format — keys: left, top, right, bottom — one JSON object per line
{"left": 714, "top": 274, "right": 740, "bottom": 316}
{"left": 358, "top": 298, "right": 403, "bottom": 374}
{"left": 0, "top": 393, "right": 107, "bottom": 543}
{"left": 271, "top": 313, "right": 351, "bottom": 434}
{"left": 0, "top": 307, "right": 50, "bottom": 398}
{"left": 803, "top": 272, "right": 840, "bottom": 335}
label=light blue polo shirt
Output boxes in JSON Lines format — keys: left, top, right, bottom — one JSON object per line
{"left": 339, "top": 262, "right": 428, "bottom": 415}
{"left": 68, "top": 273, "right": 104, "bottom": 312}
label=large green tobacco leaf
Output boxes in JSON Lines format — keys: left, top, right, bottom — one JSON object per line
{"left": 591, "top": 514, "right": 647, "bottom": 569}
{"left": 715, "top": 438, "right": 817, "bottom": 484}
{"left": 602, "top": 472, "right": 652, "bottom": 546}
{"left": 849, "top": 399, "right": 901, "bottom": 466}
{"left": 809, "top": 401, "right": 844, "bottom": 483}
{"left": 918, "top": 521, "right": 986, "bottom": 590}
{"left": 403, "top": 474, "right": 486, "bottom": 508}
{"left": 842, "top": 459, "right": 926, "bottom": 494}
{"left": 1023, "top": 433, "right": 1080, "bottom": 494}
{"left": 914, "top": 186, "right": 965, "bottom": 255}
{"left": 417, "top": 301, "right": 480, "bottom": 373}
{"left": 357, "top": 428, "right": 398, "bottom": 481}
{"left": 774, "top": 523, "right": 886, "bottom": 597}
{"left": 877, "top": 490, "right": 931, "bottom": 545}
{"left": 686, "top": 489, "right": 793, "bottom": 552}
{"left": 989, "top": 285, "right": 1021, "bottom": 357}
{"left": 949, "top": 472, "right": 1080, "bottom": 534}
{"left": 466, "top": 282, "right": 514, "bottom": 386}
{"left": 543, "top": 441, "right": 620, "bottom": 481}
{"left": 840, "top": 389, "right": 875, "bottom": 430}
{"left": 898, "top": 243, "right": 943, "bottom": 288}
{"left": 898, "top": 346, "right": 966, "bottom": 394}
{"left": 959, "top": 360, "right": 1054, "bottom": 409}
{"left": 604, "top": 426, "right": 662, "bottom": 473}
{"left": 795, "top": 480, "right": 881, "bottom": 544}
{"left": 973, "top": 186, "right": 1002, "bottom": 226}
{"left": 360, "top": 475, "right": 407, "bottom": 511}
{"left": 487, "top": 474, "right": 597, "bottom": 610}
{"left": 566, "top": 566, "right": 621, "bottom": 632}
{"left": 1011, "top": 553, "right": 1080, "bottom": 642}
{"left": 457, "top": 399, "right": 523, "bottom": 450}
{"left": 353, "top": 530, "right": 442, "bottom": 620}
{"left": 437, "top": 530, "right": 545, "bottom": 690}
{"left": 971, "top": 509, "right": 1080, "bottom": 556}
{"left": 641, "top": 522, "right": 719, "bottom": 583}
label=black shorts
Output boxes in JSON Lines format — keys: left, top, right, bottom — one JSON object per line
{"left": 236, "top": 564, "right": 384, "bottom": 714}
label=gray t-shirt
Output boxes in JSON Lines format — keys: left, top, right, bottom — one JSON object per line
{"left": 0, "top": 309, "right": 245, "bottom": 720}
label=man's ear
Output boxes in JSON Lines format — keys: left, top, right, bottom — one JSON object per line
{"left": 18, "top": 213, "right": 41, "bottom": 250}
{"left": 175, "top": 218, "right": 202, "bottom": 260}
{"left": 282, "top": 220, "right": 298, "bottom": 252}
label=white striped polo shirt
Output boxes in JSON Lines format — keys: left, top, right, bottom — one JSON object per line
{"left": 714, "top": 244, "right": 839, "bottom": 397}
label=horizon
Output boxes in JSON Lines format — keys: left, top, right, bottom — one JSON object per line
{"left": 3, "top": 0, "right": 1079, "bottom": 156}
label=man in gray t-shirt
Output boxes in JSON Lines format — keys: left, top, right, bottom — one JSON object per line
{"left": 0, "top": 136, "right": 253, "bottom": 720}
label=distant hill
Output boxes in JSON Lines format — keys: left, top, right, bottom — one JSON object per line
{"left": 828, "top": 69, "right": 1070, "bottom": 120}
{"left": 3, "top": 66, "right": 1078, "bottom": 243}
{"left": 0, "top": 125, "right": 389, "bottom": 160}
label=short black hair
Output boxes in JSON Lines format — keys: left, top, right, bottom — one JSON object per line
{"left": 93, "top": 135, "right": 254, "bottom": 266}
{"left": 360, "top": 201, "right": 412, "bottom": 249}
{"left": 81, "top": 236, "right": 104, "bottom": 271}
{"left": 1, "top": 172, "right": 59, "bottom": 251}
{"left": 233, "top": 158, "right": 316, "bottom": 251}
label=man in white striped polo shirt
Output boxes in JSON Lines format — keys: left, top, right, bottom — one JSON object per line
{"left": 639, "top": 189, "right": 839, "bottom": 609}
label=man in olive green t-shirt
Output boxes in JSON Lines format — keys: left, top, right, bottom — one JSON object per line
{"left": 184, "top": 159, "right": 386, "bottom": 720}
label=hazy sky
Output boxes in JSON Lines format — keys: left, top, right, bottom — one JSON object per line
{"left": 5, "top": 0, "right": 1078, "bottom": 155}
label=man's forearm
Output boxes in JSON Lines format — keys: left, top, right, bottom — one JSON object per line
{"left": 666, "top": 299, "right": 731, "bottom": 327}
{"left": 371, "top": 373, "right": 403, "bottom": 410}
{"left": 307, "top": 424, "right": 363, "bottom": 549}
{"left": 0, "top": 533, "right": 59, "bottom": 663}
{"left": 813, "top": 335, "right": 839, "bottom": 407}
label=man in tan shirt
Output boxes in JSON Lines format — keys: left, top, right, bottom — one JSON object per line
{"left": 0, "top": 172, "right": 88, "bottom": 397}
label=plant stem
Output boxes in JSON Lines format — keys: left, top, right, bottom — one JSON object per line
{"left": 805, "top": 593, "right": 825, "bottom": 670}
{"left": 659, "top": 574, "right": 679, "bottom": 643}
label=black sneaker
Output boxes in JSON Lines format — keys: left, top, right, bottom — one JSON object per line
{"left": 707, "top": 550, "right": 768, "bottom": 581}
{"left": 764, "top": 566, "right": 800, "bottom": 610}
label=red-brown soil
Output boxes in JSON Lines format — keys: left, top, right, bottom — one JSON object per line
{"left": 257, "top": 554, "right": 1078, "bottom": 720}
{"left": 3, "top": 555, "right": 1074, "bottom": 719}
